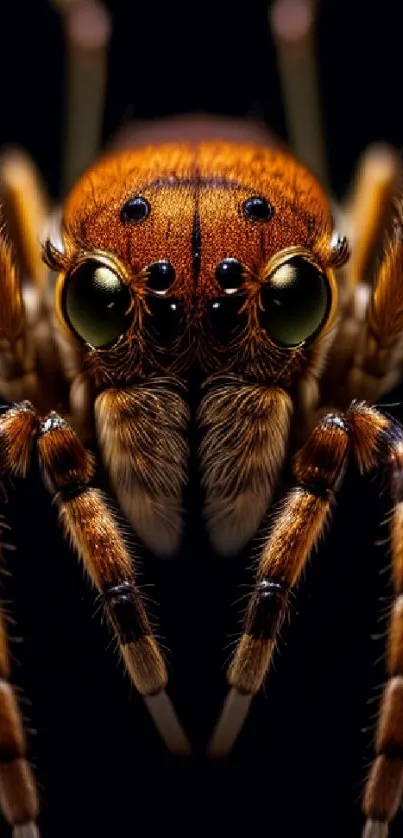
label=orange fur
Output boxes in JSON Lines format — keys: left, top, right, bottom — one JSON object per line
{"left": 54, "top": 142, "right": 338, "bottom": 388}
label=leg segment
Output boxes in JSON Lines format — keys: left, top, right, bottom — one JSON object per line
{"left": 360, "top": 416, "right": 403, "bottom": 837}
{"left": 0, "top": 610, "right": 39, "bottom": 838}
{"left": 344, "top": 213, "right": 403, "bottom": 405}
{"left": 210, "top": 401, "right": 403, "bottom": 833}
{"left": 0, "top": 235, "right": 35, "bottom": 407}
{"left": 324, "top": 155, "right": 403, "bottom": 407}
{"left": 0, "top": 402, "right": 190, "bottom": 757}
{"left": 0, "top": 172, "right": 67, "bottom": 416}
{"left": 208, "top": 411, "right": 351, "bottom": 755}
{"left": 37, "top": 412, "right": 166, "bottom": 697}
{"left": 37, "top": 411, "right": 190, "bottom": 754}
{"left": 342, "top": 144, "right": 401, "bottom": 304}
{"left": 0, "top": 405, "right": 41, "bottom": 835}
{"left": 0, "top": 148, "right": 48, "bottom": 294}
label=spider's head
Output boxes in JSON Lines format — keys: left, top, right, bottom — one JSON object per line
{"left": 41, "top": 141, "right": 351, "bottom": 558}
{"left": 45, "top": 142, "right": 348, "bottom": 391}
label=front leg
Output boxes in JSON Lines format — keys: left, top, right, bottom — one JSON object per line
{"left": 36, "top": 410, "right": 190, "bottom": 756}
{"left": 0, "top": 402, "right": 190, "bottom": 760}
{"left": 210, "top": 401, "right": 403, "bottom": 834}
{"left": 0, "top": 404, "right": 41, "bottom": 836}
{"left": 208, "top": 410, "right": 351, "bottom": 757}
{"left": 0, "top": 609, "right": 39, "bottom": 838}
{"left": 207, "top": 404, "right": 387, "bottom": 738}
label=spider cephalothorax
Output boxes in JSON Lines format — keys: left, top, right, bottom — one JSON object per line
{"left": 45, "top": 143, "right": 344, "bottom": 557}
{"left": 0, "top": 137, "right": 403, "bottom": 838}
{"left": 51, "top": 142, "right": 342, "bottom": 383}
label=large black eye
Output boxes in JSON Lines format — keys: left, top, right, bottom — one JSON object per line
{"left": 146, "top": 260, "right": 175, "bottom": 293}
{"left": 258, "top": 256, "right": 331, "bottom": 347}
{"left": 243, "top": 196, "right": 273, "bottom": 222}
{"left": 120, "top": 196, "right": 150, "bottom": 224}
{"left": 63, "top": 259, "right": 132, "bottom": 348}
{"left": 144, "top": 296, "right": 183, "bottom": 346}
{"left": 215, "top": 259, "right": 244, "bottom": 293}
{"left": 208, "top": 296, "right": 248, "bottom": 344}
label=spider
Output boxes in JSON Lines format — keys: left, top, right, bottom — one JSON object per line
{"left": 0, "top": 135, "right": 402, "bottom": 838}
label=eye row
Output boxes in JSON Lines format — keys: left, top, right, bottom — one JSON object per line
{"left": 138, "top": 257, "right": 245, "bottom": 295}
{"left": 62, "top": 255, "right": 332, "bottom": 351}
{"left": 120, "top": 195, "right": 274, "bottom": 224}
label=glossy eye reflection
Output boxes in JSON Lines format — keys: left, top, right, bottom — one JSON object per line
{"left": 243, "top": 196, "right": 273, "bottom": 221}
{"left": 120, "top": 196, "right": 150, "bottom": 224}
{"left": 144, "top": 296, "right": 183, "bottom": 346}
{"left": 63, "top": 259, "right": 132, "bottom": 348}
{"left": 215, "top": 259, "right": 244, "bottom": 293}
{"left": 258, "top": 256, "right": 331, "bottom": 347}
{"left": 146, "top": 260, "right": 175, "bottom": 293}
{"left": 208, "top": 295, "right": 248, "bottom": 344}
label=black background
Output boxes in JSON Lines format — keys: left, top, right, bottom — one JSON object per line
{"left": 0, "top": 2, "right": 403, "bottom": 837}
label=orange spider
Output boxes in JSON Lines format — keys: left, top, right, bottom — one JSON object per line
{"left": 0, "top": 138, "right": 402, "bottom": 838}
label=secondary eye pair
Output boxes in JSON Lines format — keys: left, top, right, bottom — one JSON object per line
{"left": 62, "top": 254, "right": 332, "bottom": 350}
{"left": 213, "top": 255, "right": 331, "bottom": 347}
{"left": 62, "top": 259, "right": 176, "bottom": 348}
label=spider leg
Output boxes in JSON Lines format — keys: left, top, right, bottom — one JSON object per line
{"left": 356, "top": 409, "right": 403, "bottom": 838}
{"left": 209, "top": 400, "right": 403, "bottom": 833}
{"left": 0, "top": 148, "right": 48, "bottom": 296}
{"left": 208, "top": 409, "right": 352, "bottom": 756}
{"left": 0, "top": 231, "right": 34, "bottom": 406}
{"left": 342, "top": 144, "right": 401, "bottom": 308}
{"left": 37, "top": 410, "right": 190, "bottom": 756}
{"left": 0, "top": 610, "right": 39, "bottom": 838}
{"left": 325, "top": 155, "right": 403, "bottom": 407}
{"left": 348, "top": 211, "right": 403, "bottom": 405}
{"left": 0, "top": 161, "right": 67, "bottom": 416}
{"left": 0, "top": 403, "right": 41, "bottom": 837}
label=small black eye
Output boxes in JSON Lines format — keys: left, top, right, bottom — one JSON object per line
{"left": 243, "top": 196, "right": 273, "bottom": 222}
{"left": 215, "top": 259, "right": 244, "bottom": 293}
{"left": 207, "top": 296, "right": 247, "bottom": 345}
{"left": 120, "top": 196, "right": 150, "bottom": 224}
{"left": 258, "top": 256, "right": 331, "bottom": 347}
{"left": 144, "top": 296, "right": 183, "bottom": 346}
{"left": 63, "top": 259, "right": 131, "bottom": 348}
{"left": 146, "top": 260, "right": 175, "bottom": 293}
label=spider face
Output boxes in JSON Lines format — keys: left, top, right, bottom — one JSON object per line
{"left": 45, "top": 142, "right": 346, "bottom": 560}
{"left": 53, "top": 142, "right": 341, "bottom": 387}
{"left": 0, "top": 132, "right": 403, "bottom": 838}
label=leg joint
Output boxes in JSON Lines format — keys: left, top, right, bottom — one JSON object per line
{"left": 245, "top": 577, "right": 289, "bottom": 640}
{"left": 103, "top": 580, "right": 150, "bottom": 644}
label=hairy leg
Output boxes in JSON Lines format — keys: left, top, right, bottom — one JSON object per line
{"left": 210, "top": 401, "right": 403, "bottom": 833}
{"left": 0, "top": 608, "right": 39, "bottom": 838}
{"left": 36, "top": 409, "right": 190, "bottom": 755}
{"left": 324, "top": 149, "right": 403, "bottom": 407}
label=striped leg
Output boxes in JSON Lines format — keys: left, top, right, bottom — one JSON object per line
{"left": 0, "top": 160, "right": 67, "bottom": 417}
{"left": 209, "top": 400, "right": 403, "bottom": 834}
{"left": 361, "top": 414, "right": 403, "bottom": 837}
{"left": 327, "top": 151, "right": 403, "bottom": 407}
{"left": 0, "top": 402, "right": 190, "bottom": 757}
{"left": 37, "top": 411, "right": 190, "bottom": 755}
{"left": 208, "top": 410, "right": 351, "bottom": 755}
{"left": 0, "top": 404, "right": 40, "bottom": 836}
{"left": 0, "top": 610, "right": 39, "bottom": 838}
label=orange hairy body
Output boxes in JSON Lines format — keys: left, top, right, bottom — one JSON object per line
{"left": 55, "top": 142, "right": 338, "bottom": 391}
